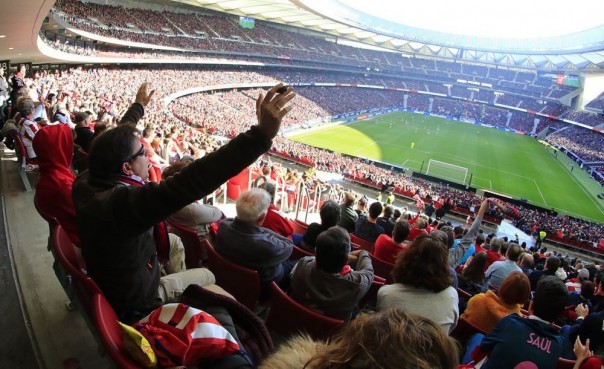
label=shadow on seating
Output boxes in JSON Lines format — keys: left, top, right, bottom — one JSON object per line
{"left": 358, "top": 280, "right": 384, "bottom": 309}
{"left": 204, "top": 239, "right": 262, "bottom": 310}
{"left": 167, "top": 220, "right": 205, "bottom": 269}
{"left": 369, "top": 254, "right": 394, "bottom": 284}
{"left": 350, "top": 233, "right": 375, "bottom": 253}
{"left": 92, "top": 293, "right": 144, "bottom": 369}
{"left": 290, "top": 245, "right": 313, "bottom": 261}
{"left": 266, "top": 281, "right": 344, "bottom": 341}
{"left": 450, "top": 317, "right": 488, "bottom": 347}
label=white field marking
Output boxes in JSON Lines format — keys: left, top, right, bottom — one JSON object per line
{"left": 532, "top": 179, "right": 548, "bottom": 207}
{"left": 473, "top": 177, "right": 493, "bottom": 190}
{"left": 352, "top": 142, "right": 379, "bottom": 156}
{"left": 376, "top": 140, "right": 540, "bottom": 184}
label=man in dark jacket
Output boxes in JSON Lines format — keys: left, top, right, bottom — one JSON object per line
{"left": 290, "top": 226, "right": 374, "bottom": 321}
{"left": 216, "top": 188, "right": 294, "bottom": 287}
{"left": 72, "top": 82, "right": 295, "bottom": 320}
{"left": 354, "top": 201, "right": 384, "bottom": 242}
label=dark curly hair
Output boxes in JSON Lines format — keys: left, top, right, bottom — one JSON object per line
{"left": 391, "top": 235, "right": 453, "bottom": 292}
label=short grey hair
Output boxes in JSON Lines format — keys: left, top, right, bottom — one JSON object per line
{"left": 17, "top": 97, "right": 35, "bottom": 117}
{"left": 490, "top": 238, "right": 503, "bottom": 252}
{"left": 236, "top": 188, "right": 271, "bottom": 223}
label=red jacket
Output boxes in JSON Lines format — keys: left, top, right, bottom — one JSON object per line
{"left": 485, "top": 250, "right": 503, "bottom": 270}
{"left": 33, "top": 124, "right": 80, "bottom": 246}
{"left": 262, "top": 204, "right": 294, "bottom": 238}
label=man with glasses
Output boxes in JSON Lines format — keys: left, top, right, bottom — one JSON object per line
{"left": 73, "top": 82, "right": 295, "bottom": 323}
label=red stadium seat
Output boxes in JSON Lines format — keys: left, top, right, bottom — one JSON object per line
{"left": 52, "top": 223, "right": 102, "bottom": 324}
{"left": 92, "top": 294, "right": 144, "bottom": 369}
{"left": 456, "top": 287, "right": 473, "bottom": 300}
{"left": 350, "top": 233, "right": 375, "bottom": 253}
{"left": 450, "top": 317, "right": 488, "bottom": 347}
{"left": 290, "top": 245, "right": 313, "bottom": 260}
{"left": 166, "top": 220, "right": 206, "bottom": 269}
{"left": 370, "top": 254, "right": 395, "bottom": 284}
{"left": 203, "top": 239, "right": 262, "bottom": 310}
{"left": 292, "top": 219, "right": 308, "bottom": 235}
{"left": 266, "top": 282, "right": 344, "bottom": 341}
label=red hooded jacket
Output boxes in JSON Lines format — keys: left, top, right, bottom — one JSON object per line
{"left": 33, "top": 124, "right": 79, "bottom": 246}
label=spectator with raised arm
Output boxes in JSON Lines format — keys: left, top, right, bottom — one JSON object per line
{"left": 73, "top": 82, "right": 296, "bottom": 322}
{"left": 449, "top": 198, "right": 490, "bottom": 267}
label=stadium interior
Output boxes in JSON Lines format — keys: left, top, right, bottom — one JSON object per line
{"left": 1, "top": 0, "right": 604, "bottom": 368}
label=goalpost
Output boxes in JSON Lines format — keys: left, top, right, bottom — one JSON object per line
{"left": 425, "top": 159, "right": 469, "bottom": 184}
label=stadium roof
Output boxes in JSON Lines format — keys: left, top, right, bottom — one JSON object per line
{"left": 172, "top": 0, "right": 604, "bottom": 71}
{"left": 1, "top": 0, "right": 604, "bottom": 71}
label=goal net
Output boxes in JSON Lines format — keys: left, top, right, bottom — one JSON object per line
{"left": 425, "top": 159, "right": 469, "bottom": 184}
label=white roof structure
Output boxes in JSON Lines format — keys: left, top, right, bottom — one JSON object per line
{"left": 171, "top": 0, "right": 604, "bottom": 71}
{"left": 1, "top": 0, "right": 603, "bottom": 71}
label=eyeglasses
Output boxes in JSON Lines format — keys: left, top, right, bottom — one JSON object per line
{"left": 126, "top": 144, "right": 145, "bottom": 162}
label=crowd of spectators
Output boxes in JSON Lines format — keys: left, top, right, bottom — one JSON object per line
{"left": 585, "top": 93, "right": 604, "bottom": 111}
{"left": 11, "top": 57, "right": 604, "bottom": 252}
{"left": 514, "top": 206, "right": 604, "bottom": 244}
{"left": 9, "top": 3, "right": 604, "bottom": 366}
{"left": 495, "top": 93, "right": 522, "bottom": 107}
{"left": 564, "top": 111, "right": 604, "bottom": 127}
{"left": 547, "top": 126, "right": 604, "bottom": 162}
{"left": 52, "top": 0, "right": 581, "bottom": 107}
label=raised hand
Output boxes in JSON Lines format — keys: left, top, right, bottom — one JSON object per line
{"left": 255, "top": 83, "right": 296, "bottom": 140}
{"left": 135, "top": 82, "right": 155, "bottom": 107}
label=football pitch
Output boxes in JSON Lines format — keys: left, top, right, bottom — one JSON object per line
{"left": 289, "top": 112, "right": 604, "bottom": 223}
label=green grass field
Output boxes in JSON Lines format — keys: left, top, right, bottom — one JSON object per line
{"left": 289, "top": 112, "right": 604, "bottom": 223}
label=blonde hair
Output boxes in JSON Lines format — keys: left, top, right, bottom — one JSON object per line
{"left": 305, "top": 308, "right": 459, "bottom": 369}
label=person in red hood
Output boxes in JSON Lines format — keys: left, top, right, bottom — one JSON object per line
{"left": 32, "top": 123, "right": 80, "bottom": 246}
